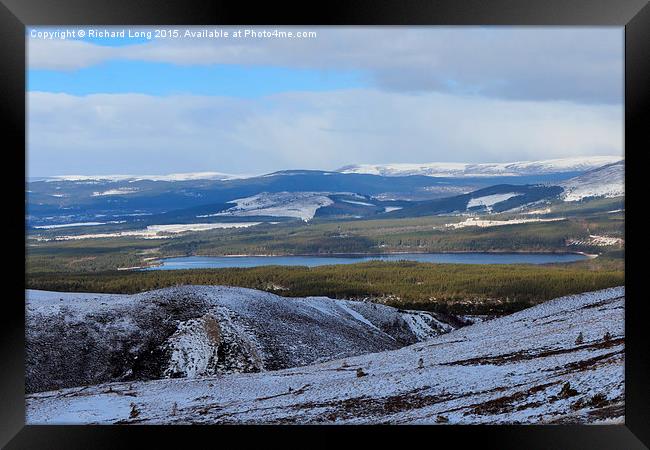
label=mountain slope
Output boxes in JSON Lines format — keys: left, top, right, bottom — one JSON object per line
{"left": 27, "top": 287, "right": 624, "bottom": 424}
{"left": 384, "top": 184, "right": 563, "bottom": 218}
{"left": 560, "top": 161, "right": 624, "bottom": 202}
{"left": 26, "top": 287, "right": 456, "bottom": 394}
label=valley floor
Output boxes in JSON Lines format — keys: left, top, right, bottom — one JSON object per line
{"left": 26, "top": 287, "right": 624, "bottom": 424}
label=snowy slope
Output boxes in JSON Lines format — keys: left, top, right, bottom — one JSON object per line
{"left": 339, "top": 156, "right": 622, "bottom": 178}
{"left": 212, "top": 192, "right": 334, "bottom": 221}
{"left": 466, "top": 192, "right": 522, "bottom": 211}
{"left": 560, "top": 161, "right": 624, "bottom": 202}
{"left": 26, "top": 287, "right": 454, "bottom": 394}
{"left": 27, "top": 287, "right": 624, "bottom": 425}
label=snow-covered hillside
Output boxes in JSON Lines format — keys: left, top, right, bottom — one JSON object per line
{"left": 26, "top": 287, "right": 455, "bottom": 394}
{"left": 466, "top": 192, "right": 522, "bottom": 211}
{"left": 339, "top": 156, "right": 622, "bottom": 178}
{"left": 211, "top": 192, "right": 334, "bottom": 221}
{"left": 560, "top": 161, "right": 624, "bottom": 202}
{"left": 27, "top": 287, "right": 624, "bottom": 425}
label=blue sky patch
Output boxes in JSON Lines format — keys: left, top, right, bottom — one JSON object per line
{"left": 28, "top": 61, "right": 366, "bottom": 97}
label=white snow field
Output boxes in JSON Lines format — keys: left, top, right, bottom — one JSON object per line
{"left": 466, "top": 193, "right": 522, "bottom": 211}
{"left": 213, "top": 192, "right": 334, "bottom": 221}
{"left": 27, "top": 287, "right": 624, "bottom": 425}
{"left": 91, "top": 188, "right": 139, "bottom": 196}
{"left": 37, "top": 222, "right": 262, "bottom": 241}
{"left": 560, "top": 161, "right": 624, "bottom": 202}
{"left": 567, "top": 235, "right": 624, "bottom": 248}
{"left": 445, "top": 217, "right": 565, "bottom": 229}
{"left": 33, "top": 222, "right": 109, "bottom": 229}
{"left": 339, "top": 156, "right": 622, "bottom": 178}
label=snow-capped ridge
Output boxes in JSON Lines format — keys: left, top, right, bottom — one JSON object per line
{"left": 339, "top": 156, "right": 623, "bottom": 178}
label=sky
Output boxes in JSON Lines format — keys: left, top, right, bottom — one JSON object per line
{"left": 27, "top": 26, "right": 624, "bottom": 177}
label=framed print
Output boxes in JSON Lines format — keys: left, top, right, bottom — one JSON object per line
{"left": 2, "top": 0, "right": 648, "bottom": 447}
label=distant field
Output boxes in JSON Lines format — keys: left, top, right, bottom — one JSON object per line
{"left": 26, "top": 207, "right": 624, "bottom": 273}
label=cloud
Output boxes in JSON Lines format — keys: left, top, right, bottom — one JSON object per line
{"left": 28, "top": 27, "right": 623, "bottom": 104}
{"left": 27, "top": 90, "right": 623, "bottom": 177}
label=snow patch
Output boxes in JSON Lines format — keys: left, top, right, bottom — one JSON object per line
{"left": 39, "top": 222, "right": 261, "bottom": 240}
{"left": 567, "top": 235, "right": 624, "bottom": 247}
{"left": 337, "top": 302, "right": 380, "bottom": 331}
{"left": 92, "top": 188, "right": 138, "bottom": 196}
{"left": 34, "top": 222, "right": 108, "bottom": 229}
{"left": 164, "top": 315, "right": 221, "bottom": 378}
{"left": 467, "top": 193, "right": 522, "bottom": 210}
{"left": 446, "top": 217, "right": 564, "bottom": 229}
{"left": 340, "top": 199, "right": 375, "bottom": 207}
{"left": 215, "top": 192, "right": 334, "bottom": 221}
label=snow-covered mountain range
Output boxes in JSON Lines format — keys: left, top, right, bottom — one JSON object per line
{"left": 35, "top": 156, "right": 621, "bottom": 183}
{"left": 42, "top": 171, "right": 252, "bottom": 183}
{"left": 27, "top": 286, "right": 624, "bottom": 424}
{"left": 26, "top": 156, "right": 625, "bottom": 231}
{"left": 339, "top": 156, "right": 622, "bottom": 178}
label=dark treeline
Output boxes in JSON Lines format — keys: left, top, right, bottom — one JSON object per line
{"left": 27, "top": 261, "right": 624, "bottom": 315}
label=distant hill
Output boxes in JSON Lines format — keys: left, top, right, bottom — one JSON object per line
{"left": 560, "top": 161, "right": 624, "bottom": 202}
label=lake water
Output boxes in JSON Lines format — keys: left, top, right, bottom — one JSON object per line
{"left": 145, "top": 252, "right": 589, "bottom": 270}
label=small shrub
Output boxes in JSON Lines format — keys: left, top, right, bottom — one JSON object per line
{"left": 129, "top": 403, "right": 140, "bottom": 419}
{"left": 588, "top": 393, "right": 608, "bottom": 407}
{"left": 559, "top": 382, "right": 578, "bottom": 398}
{"left": 575, "top": 332, "right": 584, "bottom": 345}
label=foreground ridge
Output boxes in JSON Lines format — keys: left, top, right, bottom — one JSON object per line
{"left": 27, "top": 286, "right": 624, "bottom": 424}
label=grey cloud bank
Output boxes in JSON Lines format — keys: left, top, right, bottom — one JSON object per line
{"left": 28, "top": 27, "right": 622, "bottom": 104}
{"left": 27, "top": 90, "right": 622, "bottom": 177}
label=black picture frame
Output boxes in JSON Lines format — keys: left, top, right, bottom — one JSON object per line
{"left": 2, "top": 0, "right": 648, "bottom": 447}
